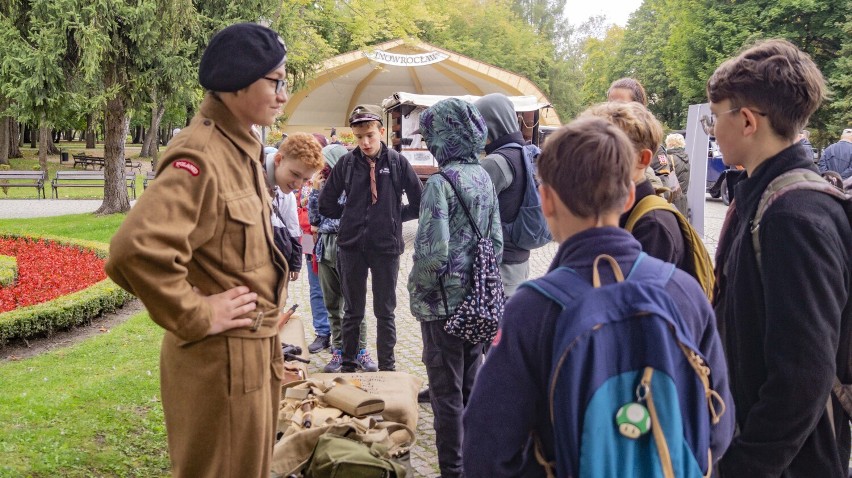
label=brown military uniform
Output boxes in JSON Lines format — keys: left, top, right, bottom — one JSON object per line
{"left": 106, "top": 94, "right": 288, "bottom": 478}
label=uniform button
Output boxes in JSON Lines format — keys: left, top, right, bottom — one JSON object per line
{"left": 203, "top": 120, "right": 212, "bottom": 126}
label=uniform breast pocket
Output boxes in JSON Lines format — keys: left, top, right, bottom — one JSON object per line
{"left": 222, "top": 193, "right": 268, "bottom": 272}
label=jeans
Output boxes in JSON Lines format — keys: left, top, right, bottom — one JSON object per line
{"left": 421, "top": 320, "right": 483, "bottom": 478}
{"left": 306, "top": 254, "right": 329, "bottom": 337}
{"left": 337, "top": 248, "right": 399, "bottom": 370}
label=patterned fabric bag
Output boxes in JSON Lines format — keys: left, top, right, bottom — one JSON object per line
{"left": 437, "top": 172, "right": 505, "bottom": 344}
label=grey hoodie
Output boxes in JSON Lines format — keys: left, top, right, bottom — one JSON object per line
{"left": 475, "top": 93, "right": 520, "bottom": 143}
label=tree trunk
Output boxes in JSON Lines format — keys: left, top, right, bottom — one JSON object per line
{"left": 86, "top": 113, "right": 96, "bottom": 148}
{"left": 132, "top": 124, "right": 142, "bottom": 144}
{"left": 9, "top": 120, "right": 21, "bottom": 158}
{"left": 38, "top": 121, "right": 50, "bottom": 172}
{"left": 30, "top": 124, "right": 36, "bottom": 148}
{"left": 141, "top": 95, "right": 165, "bottom": 157}
{"left": 0, "top": 97, "right": 9, "bottom": 166}
{"left": 46, "top": 134, "right": 59, "bottom": 154}
{"left": 96, "top": 61, "right": 131, "bottom": 215}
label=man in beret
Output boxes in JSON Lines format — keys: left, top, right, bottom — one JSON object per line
{"left": 106, "top": 22, "right": 290, "bottom": 478}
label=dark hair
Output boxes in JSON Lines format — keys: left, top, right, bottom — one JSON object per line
{"left": 707, "top": 39, "right": 826, "bottom": 140}
{"left": 608, "top": 78, "right": 648, "bottom": 106}
{"left": 537, "top": 117, "right": 635, "bottom": 219}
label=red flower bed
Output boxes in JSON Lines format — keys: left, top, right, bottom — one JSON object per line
{"left": 0, "top": 237, "right": 106, "bottom": 313}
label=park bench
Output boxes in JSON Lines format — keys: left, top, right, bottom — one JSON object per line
{"left": 0, "top": 170, "right": 47, "bottom": 199}
{"left": 70, "top": 154, "right": 140, "bottom": 173}
{"left": 143, "top": 171, "right": 157, "bottom": 190}
{"left": 51, "top": 171, "right": 137, "bottom": 199}
{"left": 124, "top": 158, "right": 142, "bottom": 174}
{"left": 72, "top": 154, "right": 105, "bottom": 170}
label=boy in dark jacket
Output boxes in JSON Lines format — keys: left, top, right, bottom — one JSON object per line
{"left": 583, "top": 102, "right": 690, "bottom": 274}
{"left": 708, "top": 39, "right": 852, "bottom": 477}
{"left": 318, "top": 104, "right": 422, "bottom": 372}
{"left": 462, "top": 117, "right": 733, "bottom": 476}
{"left": 473, "top": 93, "right": 531, "bottom": 296}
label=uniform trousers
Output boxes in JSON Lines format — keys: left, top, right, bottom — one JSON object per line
{"left": 160, "top": 332, "right": 282, "bottom": 478}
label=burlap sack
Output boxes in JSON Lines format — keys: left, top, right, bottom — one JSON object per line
{"left": 311, "top": 372, "right": 422, "bottom": 430}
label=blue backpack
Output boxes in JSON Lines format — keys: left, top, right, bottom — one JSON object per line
{"left": 522, "top": 253, "right": 726, "bottom": 478}
{"left": 494, "top": 143, "right": 552, "bottom": 250}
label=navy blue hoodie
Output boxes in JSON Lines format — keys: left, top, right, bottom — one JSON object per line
{"left": 462, "top": 227, "right": 734, "bottom": 476}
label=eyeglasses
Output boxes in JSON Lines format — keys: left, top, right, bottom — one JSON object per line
{"left": 263, "top": 77, "right": 288, "bottom": 95}
{"left": 700, "top": 106, "right": 767, "bottom": 135}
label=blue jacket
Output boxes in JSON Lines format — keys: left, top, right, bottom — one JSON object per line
{"left": 462, "top": 227, "right": 734, "bottom": 476}
{"left": 818, "top": 140, "right": 852, "bottom": 179}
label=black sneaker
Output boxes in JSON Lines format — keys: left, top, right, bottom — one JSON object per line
{"left": 417, "top": 387, "right": 431, "bottom": 403}
{"left": 340, "top": 361, "right": 359, "bottom": 373}
{"left": 308, "top": 335, "right": 330, "bottom": 354}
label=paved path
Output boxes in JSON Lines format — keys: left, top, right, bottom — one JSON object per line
{"left": 0, "top": 197, "right": 728, "bottom": 477}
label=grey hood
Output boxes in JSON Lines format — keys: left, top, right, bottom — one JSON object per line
{"left": 474, "top": 93, "right": 519, "bottom": 143}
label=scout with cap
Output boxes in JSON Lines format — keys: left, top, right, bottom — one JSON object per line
{"left": 106, "top": 22, "right": 290, "bottom": 478}
{"left": 318, "top": 104, "right": 423, "bottom": 373}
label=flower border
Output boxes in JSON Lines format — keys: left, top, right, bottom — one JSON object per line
{"left": 0, "top": 234, "right": 133, "bottom": 347}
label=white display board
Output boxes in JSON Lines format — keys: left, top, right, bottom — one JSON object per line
{"left": 684, "top": 103, "right": 712, "bottom": 237}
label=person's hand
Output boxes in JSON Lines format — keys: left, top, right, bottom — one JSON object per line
{"left": 193, "top": 286, "right": 257, "bottom": 336}
{"left": 290, "top": 271, "right": 300, "bottom": 281}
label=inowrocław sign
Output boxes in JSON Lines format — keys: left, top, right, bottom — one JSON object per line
{"left": 364, "top": 50, "right": 449, "bottom": 67}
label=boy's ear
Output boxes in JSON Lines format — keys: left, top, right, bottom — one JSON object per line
{"left": 623, "top": 180, "right": 637, "bottom": 213}
{"left": 539, "top": 183, "right": 556, "bottom": 218}
{"left": 638, "top": 149, "right": 652, "bottom": 168}
{"left": 274, "top": 152, "right": 283, "bottom": 166}
{"left": 740, "top": 107, "right": 761, "bottom": 137}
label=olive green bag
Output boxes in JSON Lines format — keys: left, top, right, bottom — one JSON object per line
{"left": 305, "top": 431, "right": 407, "bottom": 478}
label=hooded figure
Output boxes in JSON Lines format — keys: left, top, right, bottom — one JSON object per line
{"left": 474, "top": 93, "right": 531, "bottom": 296}
{"left": 407, "top": 97, "right": 502, "bottom": 478}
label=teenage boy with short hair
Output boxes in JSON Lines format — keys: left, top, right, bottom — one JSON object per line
{"left": 318, "top": 105, "right": 422, "bottom": 372}
{"left": 462, "top": 117, "right": 733, "bottom": 476}
{"left": 583, "top": 102, "right": 690, "bottom": 272}
{"left": 708, "top": 39, "right": 851, "bottom": 477}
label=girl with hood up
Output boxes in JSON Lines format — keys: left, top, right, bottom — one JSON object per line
{"left": 408, "top": 98, "right": 502, "bottom": 477}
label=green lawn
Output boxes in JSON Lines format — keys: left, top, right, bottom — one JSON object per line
{"left": 1, "top": 144, "right": 149, "bottom": 199}
{"left": 0, "top": 214, "right": 170, "bottom": 477}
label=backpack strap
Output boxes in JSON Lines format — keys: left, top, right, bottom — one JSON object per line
{"left": 343, "top": 155, "right": 355, "bottom": 198}
{"left": 750, "top": 168, "right": 852, "bottom": 419}
{"left": 624, "top": 194, "right": 715, "bottom": 300}
{"left": 387, "top": 148, "right": 402, "bottom": 201}
{"left": 624, "top": 194, "right": 678, "bottom": 232}
{"left": 750, "top": 168, "right": 848, "bottom": 267}
{"left": 437, "top": 171, "right": 488, "bottom": 239}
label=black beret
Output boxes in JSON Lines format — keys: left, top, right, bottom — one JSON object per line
{"left": 199, "top": 23, "right": 287, "bottom": 92}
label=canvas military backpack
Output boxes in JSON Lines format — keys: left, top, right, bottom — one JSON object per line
{"left": 437, "top": 171, "right": 505, "bottom": 344}
{"left": 493, "top": 143, "right": 553, "bottom": 250}
{"left": 625, "top": 195, "right": 716, "bottom": 301}
{"left": 523, "top": 253, "right": 726, "bottom": 478}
